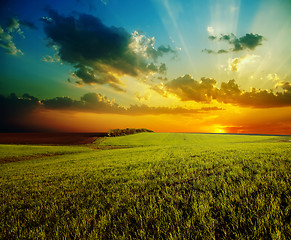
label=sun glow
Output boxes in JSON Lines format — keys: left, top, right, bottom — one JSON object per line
{"left": 216, "top": 128, "right": 226, "bottom": 134}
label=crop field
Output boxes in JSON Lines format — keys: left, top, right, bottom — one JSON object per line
{"left": 0, "top": 133, "right": 290, "bottom": 239}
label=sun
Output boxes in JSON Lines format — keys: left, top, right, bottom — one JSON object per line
{"left": 213, "top": 126, "right": 226, "bottom": 134}
{"left": 217, "top": 128, "right": 226, "bottom": 133}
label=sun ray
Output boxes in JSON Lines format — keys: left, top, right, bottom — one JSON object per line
{"left": 208, "top": 0, "right": 241, "bottom": 84}
{"left": 249, "top": 0, "right": 291, "bottom": 89}
{"left": 159, "top": 0, "right": 196, "bottom": 74}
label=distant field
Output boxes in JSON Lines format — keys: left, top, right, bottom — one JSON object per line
{"left": 0, "top": 133, "right": 290, "bottom": 239}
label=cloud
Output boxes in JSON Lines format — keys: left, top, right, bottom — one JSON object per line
{"left": 278, "top": 81, "right": 291, "bottom": 92}
{"left": 0, "top": 92, "right": 225, "bottom": 131}
{"left": 0, "top": 16, "right": 36, "bottom": 56}
{"left": 207, "top": 26, "right": 214, "bottom": 35}
{"left": 217, "top": 49, "right": 228, "bottom": 54}
{"left": 42, "top": 45, "right": 61, "bottom": 63}
{"left": 228, "top": 54, "right": 259, "bottom": 72}
{"left": 125, "top": 104, "right": 222, "bottom": 115}
{"left": 43, "top": 92, "right": 125, "bottom": 113}
{"left": 42, "top": 93, "right": 221, "bottom": 115}
{"left": 268, "top": 73, "right": 280, "bottom": 83}
{"left": 153, "top": 75, "right": 291, "bottom": 108}
{"left": 72, "top": 64, "right": 126, "bottom": 92}
{"left": 135, "top": 91, "right": 151, "bottom": 102}
{"left": 233, "top": 33, "right": 264, "bottom": 51}
{"left": 42, "top": 11, "right": 176, "bottom": 91}
{"left": 41, "top": 17, "right": 53, "bottom": 23}
{"left": 159, "top": 63, "right": 167, "bottom": 74}
{"left": 208, "top": 35, "right": 216, "bottom": 40}
{"left": 157, "top": 76, "right": 168, "bottom": 81}
{"left": 202, "top": 48, "right": 216, "bottom": 54}
{"left": 157, "top": 45, "right": 177, "bottom": 59}
{"left": 204, "top": 33, "right": 265, "bottom": 54}
{"left": 130, "top": 31, "right": 176, "bottom": 62}
{"left": 200, "top": 106, "right": 223, "bottom": 111}
{"left": 6, "top": 17, "right": 24, "bottom": 35}
{"left": 202, "top": 48, "right": 229, "bottom": 54}
{"left": 0, "top": 93, "right": 41, "bottom": 131}
{"left": 165, "top": 74, "right": 217, "bottom": 102}
{"left": 0, "top": 18, "right": 24, "bottom": 55}
{"left": 42, "top": 55, "right": 59, "bottom": 63}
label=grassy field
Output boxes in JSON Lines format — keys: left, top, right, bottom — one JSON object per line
{"left": 0, "top": 133, "right": 290, "bottom": 239}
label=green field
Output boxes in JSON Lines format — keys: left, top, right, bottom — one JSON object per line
{"left": 0, "top": 133, "right": 290, "bottom": 239}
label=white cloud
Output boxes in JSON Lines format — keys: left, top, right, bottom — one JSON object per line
{"left": 228, "top": 54, "right": 260, "bottom": 72}
{"left": 129, "top": 31, "right": 155, "bottom": 58}
{"left": 207, "top": 26, "right": 214, "bottom": 35}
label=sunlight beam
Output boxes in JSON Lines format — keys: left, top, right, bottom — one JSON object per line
{"left": 161, "top": 0, "right": 196, "bottom": 74}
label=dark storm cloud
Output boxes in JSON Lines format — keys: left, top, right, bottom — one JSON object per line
{"left": 0, "top": 93, "right": 41, "bottom": 131}
{"left": 43, "top": 10, "right": 131, "bottom": 64}
{"left": 42, "top": 10, "right": 176, "bottom": 91}
{"left": 204, "top": 33, "right": 265, "bottom": 54}
{"left": 153, "top": 75, "right": 291, "bottom": 108}
{"left": 0, "top": 93, "right": 40, "bottom": 117}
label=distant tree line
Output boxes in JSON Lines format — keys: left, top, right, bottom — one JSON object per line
{"left": 107, "top": 128, "right": 154, "bottom": 137}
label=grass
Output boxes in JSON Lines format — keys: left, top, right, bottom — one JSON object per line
{"left": 0, "top": 133, "right": 290, "bottom": 239}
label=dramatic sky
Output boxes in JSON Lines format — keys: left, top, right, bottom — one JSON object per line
{"left": 1, "top": 0, "right": 291, "bottom": 134}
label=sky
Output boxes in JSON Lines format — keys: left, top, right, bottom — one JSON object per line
{"left": 0, "top": 0, "right": 291, "bottom": 134}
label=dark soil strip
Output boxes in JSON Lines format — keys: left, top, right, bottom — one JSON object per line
{"left": 0, "top": 133, "right": 107, "bottom": 145}
{"left": 0, "top": 153, "right": 69, "bottom": 164}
